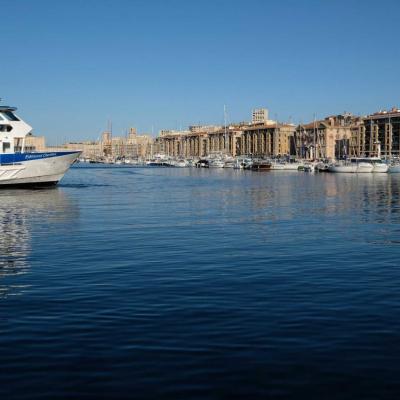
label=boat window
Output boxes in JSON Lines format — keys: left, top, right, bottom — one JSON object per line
{"left": 3, "top": 142, "right": 11, "bottom": 152}
{"left": 2, "top": 111, "right": 20, "bottom": 121}
{"left": 0, "top": 124, "right": 12, "bottom": 132}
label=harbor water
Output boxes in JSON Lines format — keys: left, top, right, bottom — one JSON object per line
{"left": 1, "top": 165, "right": 400, "bottom": 399}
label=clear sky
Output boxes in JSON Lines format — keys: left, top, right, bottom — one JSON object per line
{"left": 1, "top": 0, "right": 399, "bottom": 143}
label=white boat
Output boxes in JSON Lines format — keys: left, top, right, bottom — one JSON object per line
{"left": 328, "top": 158, "right": 373, "bottom": 173}
{"left": 315, "top": 161, "right": 330, "bottom": 172}
{"left": 233, "top": 158, "right": 250, "bottom": 169}
{"left": 209, "top": 159, "right": 225, "bottom": 168}
{"left": 303, "top": 162, "right": 315, "bottom": 172}
{"left": 270, "top": 161, "right": 285, "bottom": 170}
{"left": 283, "top": 161, "right": 304, "bottom": 170}
{"left": 366, "top": 157, "right": 389, "bottom": 173}
{"left": 0, "top": 103, "right": 81, "bottom": 187}
{"left": 223, "top": 160, "right": 235, "bottom": 168}
{"left": 329, "top": 157, "right": 388, "bottom": 173}
{"left": 173, "top": 159, "right": 189, "bottom": 167}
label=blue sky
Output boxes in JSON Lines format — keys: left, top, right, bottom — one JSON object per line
{"left": 1, "top": 0, "right": 399, "bottom": 143}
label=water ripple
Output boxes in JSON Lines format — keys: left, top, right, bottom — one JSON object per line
{"left": 1, "top": 168, "right": 400, "bottom": 399}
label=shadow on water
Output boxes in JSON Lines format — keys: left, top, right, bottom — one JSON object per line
{"left": 0, "top": 188, "right": 79, "bottom": 298}
{"left": 59, "top": 183, "right": 113, "bottom": 188}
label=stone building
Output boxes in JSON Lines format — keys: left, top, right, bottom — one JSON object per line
{"left": 59, "top": 127, "right": 154, "bottom": 160}
{"left": 252, "top": 108, "right": 269, "bottom": 124}
{"left": 155, "top": 123, "right": 295, "bottom": 158}
{"left": 96, "top": 128, "right": 154, "bottom": 159}
{"left": 294, "top": 114, "right": 354, "bottom": 160}
{"left": 350, "top": 108, "right": 400, "bottom": 158}
{"left": 238, "top": 124, "right": 295, "bottom": 157}
{"left": 23, "top": 135, "right": 46, "bottom": 151}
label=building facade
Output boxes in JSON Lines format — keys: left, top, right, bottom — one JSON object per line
{"left": 60, "top": 128, "right": 154, "bottom": 160}
{"left": 294, "top": 114, "right": 355, "bottom": 160}
{"left": 350, "top": 108, "right": 400, "bottom": 158}
{"left": 252, "top": 108, "right": 269, "bottom": 124}
{"left": 155, "top": 123, "right": 295, "bottom": 158}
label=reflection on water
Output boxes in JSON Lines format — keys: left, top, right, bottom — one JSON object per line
{"left": 0, "top": 189, "right": 78, "bottom": 297}
{"left": 182, "top": 170, "right": 400, "bottom": 226}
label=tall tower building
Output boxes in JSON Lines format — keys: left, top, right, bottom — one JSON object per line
{"left": 252, "top": 108, "right": 269, "bottom": 124}
{"left": 101, "top": 131, "right": 112, "bottom": 144}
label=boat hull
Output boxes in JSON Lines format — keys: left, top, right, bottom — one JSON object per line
{"left": 283, "top": 163, "right": 303, "bottom": 170}
{"left": 372, "top": 164, "right": 389, "bottom": 173}
{"left": 270, "top": 163, "right": 285, "bottom": 170}
{"left": 251, "top": 162, "right": 272, "bottom": 171}
{"left": 328, "top": 162, "right": 373, "bottom": 173}
{"left": 0, "top": 151, "right": 81, "bottom": 186}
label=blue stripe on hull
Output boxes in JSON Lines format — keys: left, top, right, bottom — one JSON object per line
{"left": 0, "top": 151, "right": 80, "bottom": 164}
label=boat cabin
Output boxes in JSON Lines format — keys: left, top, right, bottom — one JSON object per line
{"left": 0, "top": 106, "right": 32, "bottom": 155}
{"left": 349, "top": 157, "right": 383, "bottom": 164}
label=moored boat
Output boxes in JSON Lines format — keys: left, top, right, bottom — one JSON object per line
{"left": 315, "top": 161, "right": 330, "bottom": 172}
{"left": 367, "top": 157, "right": 389, "bottom": 173}
{"left": 172, "top": 159, "right": 189, "bottom": 167}
{"left": 195, "top": 159, "right": 209, "bottom": 168}
{"left": 283, "top": 161, "right": 304, "bottom": 170}
{"left": 270, "top": 161, "right": 285, "bottom": 170}
{"left": 303, "top": 162, "right": 315, "bottom": 172}
{"left": 251, "top": 160, "right": 272, "bottom": 171}
{"left": 328, "top": 158, "right": 373, "bottom": 173}
{"left": 209, "top": 159, "right": 225, "bottom": 168}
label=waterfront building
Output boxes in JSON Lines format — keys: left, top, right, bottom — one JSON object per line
{"left": 295, "top": 109, "right": 400, "bottom": 160}
{"left": 57, "top": 141, "right": 100, "bottom": 159}
{"left": 25, "top": 107, "right": 400, "bottom": 162}
{"left": 295, "top": 114, "right": 354, "bottom": 160}
{"left": 101, "top": 131, "right": 112, "bottom": 157}
{"left": 189, "top": 125, "right": 222, "bottom": 133}
{"left": 350, "top": 108, "right": 400, "bottom": 158}
{"left": 238, "top": 123, "right": 295, "bottom": 157}
{"left": 156, "top": 121, "right": 295, "bottom": 158}
{"left": 55, "top": 127, "right": 154, "bottom": 160}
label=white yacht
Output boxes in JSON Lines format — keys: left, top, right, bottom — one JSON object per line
{"left": 270, "top": 161, "right": 285, "bottom": 170}
{"left": 208, "top": 159, "right": 225, "bottom": 168}
{"left": 173, "top": 159, "right": 189, "bottom": 167}
{"left": 283, "top": 161, "right": 304, "bottom": 170}
{"left": 366, "top": 157, "right": 389, "bottom": 173}
{"left": 0, "top": 103, "right": 81, "bottom": 187}
{"left": 328, "top": 158, "right": 374, "bottom": 173}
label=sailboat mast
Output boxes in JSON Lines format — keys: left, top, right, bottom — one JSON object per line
{"left": 224, "top": 105, "right": 227, "bottom": 154}
{"left": 313, "top": 113, "right": 316, "bottom": 160}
